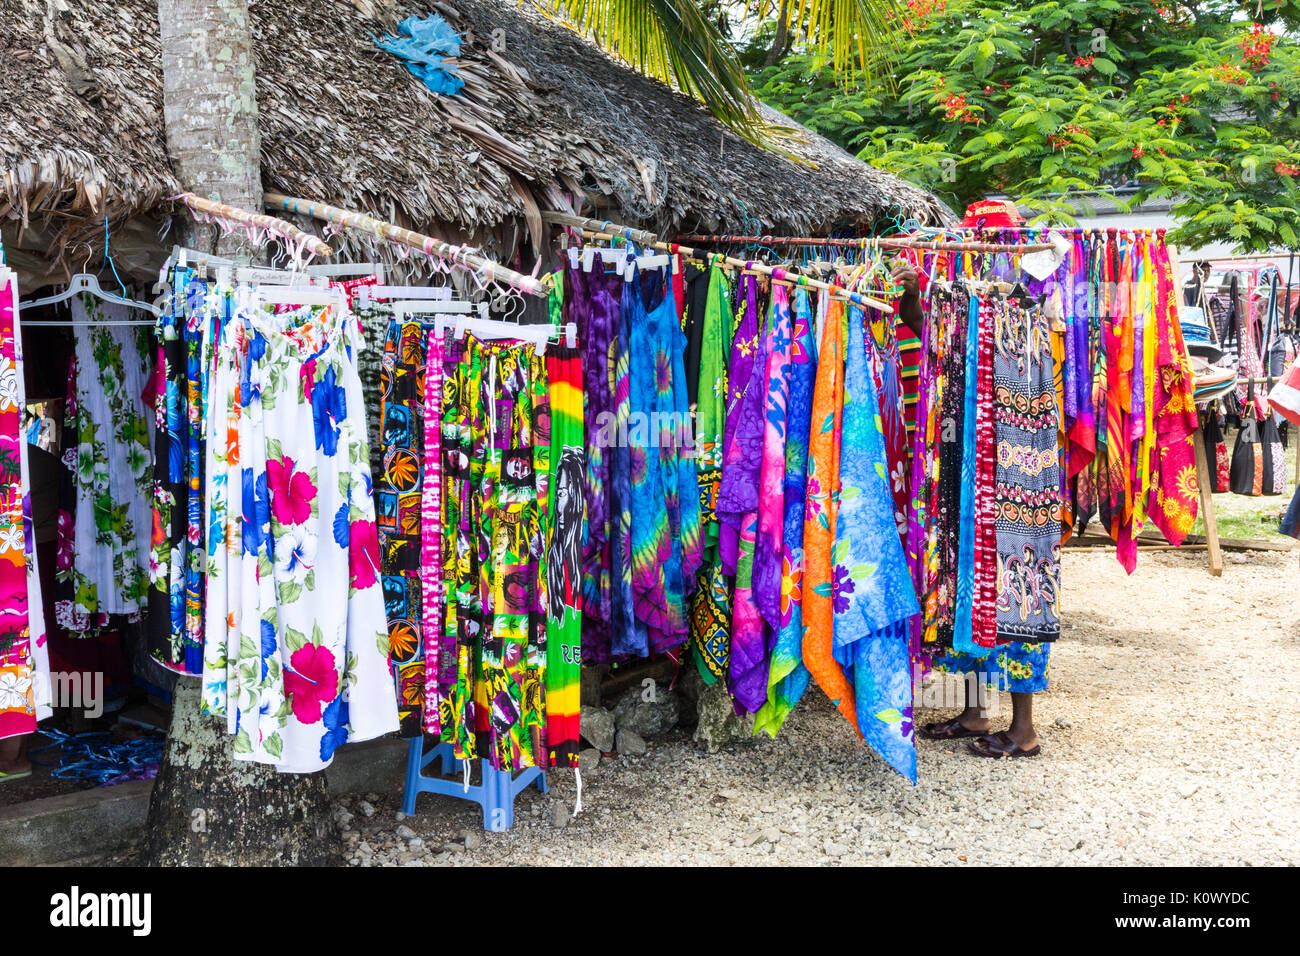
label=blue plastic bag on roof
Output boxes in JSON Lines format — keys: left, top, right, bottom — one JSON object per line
{"left": 375, "top": 14, "right": 465, "bottom": 97}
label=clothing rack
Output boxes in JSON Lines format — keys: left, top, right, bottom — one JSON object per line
{"left": 676, "top": 233, "right": 1057, "bottom": 254}
{"left": 542, "top": 212, "right": 895, "bottom": 315}
{"left": 264, "top": 194, "right": 549, "bottom": 298}
{"left": 174, "top": 193, "right": 333, "bottom": 259}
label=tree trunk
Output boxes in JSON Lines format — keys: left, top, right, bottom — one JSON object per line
{"left": 141, "top": 0, "right": 340, "bottom": 866}
{"left": 157, "top": 0, "right": 264, "bottom": 258}
{"left": 764, "top": 0, "right": 792, "bottom": 67}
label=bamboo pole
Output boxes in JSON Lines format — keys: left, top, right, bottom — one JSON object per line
{"left": 544, "top": 212, "right": 895, "bottom": 314}
{"left": 675, "top": 233, "right": 1056, "bottom": 254}
{"left": 175, "top": 193, "right": 332, "bottom": 258}
{"left": 265, "top": 193, "right": 549, "bottom": 298}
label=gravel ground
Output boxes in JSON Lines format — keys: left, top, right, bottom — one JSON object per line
{"left": 338, "top": 548, "right": 1300, "bottom": 866}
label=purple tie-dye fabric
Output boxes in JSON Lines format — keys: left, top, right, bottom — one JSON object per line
{"left": 572, "top": 255, "right": 623, "bottom": 663}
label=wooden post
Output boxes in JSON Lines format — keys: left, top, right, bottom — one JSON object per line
{"left": 1191, "top": 427, "right": 1224, "bottom": 576}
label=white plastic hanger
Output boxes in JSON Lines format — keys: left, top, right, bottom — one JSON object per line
{"left": 583, "top": 246, "right": 630, "bottom": 275}
{"left": 256, "top": 284, "right": 345, "bottom": 307}
{"left": 392, "top": 299, "right": 488, "bottom": 321}
{"left": 307, "top": 263, "right": 386, "bottom": 281}
{"left": 359, "top": 284, "right": 454, "bottom": 309}
{"left": 237, "top": 265, "right": 325, "bottom": 287}
{"left": 20, "top": 273, "right": 161, "bottom": 321}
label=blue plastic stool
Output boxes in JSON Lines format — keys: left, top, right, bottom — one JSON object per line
{"left": 401, "top": 737, "right": 547, "bottom": 831}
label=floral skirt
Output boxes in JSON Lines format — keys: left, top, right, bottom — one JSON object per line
{"left": 929, "top": 641, "right": 1050, "bottom": 694}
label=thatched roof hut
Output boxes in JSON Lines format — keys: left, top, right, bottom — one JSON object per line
{"left": 1, "top": 0, "right": 952, "bottom": 284}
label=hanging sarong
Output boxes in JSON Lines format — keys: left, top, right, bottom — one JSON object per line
{"left": 575, "top": 256, "right": 622, "bottom": 662}
{"left": 993, "top": 296, "right": 1062, "bottom": 643}
{"left": 833, "top": 303, "right": 921, "bottom": 782}
{"left": 754, "top": 288, "right": 815, "bottom": 737}
{"left": 545, "top": 344, "right": 584, "bottom": 767}
{"left": 720, "top": 277, "right": 770, "bottom": 713}
{"left": 753, "top": 284, "right": 792, "bottom": 631}
{"left": 688, "top": 264, "right": 732, "bottom": 684}
{"left": 377, "top": 320, "right": 427, "bottom": 736}
{"left": 802, "top": 297, "right": 858, "bottom": 732}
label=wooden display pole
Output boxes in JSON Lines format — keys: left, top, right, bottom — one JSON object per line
{"left": 266, "top": 194, "right": 549, "bottom": 297}
{"left": 1169, "top": 241, "right": 1224, "bottom": 576}
{"left": 175, "top": 192, "right": 333, "bottom": 258}
{"left": 1191, "top": 427, "right": 1224, "bottom": 576}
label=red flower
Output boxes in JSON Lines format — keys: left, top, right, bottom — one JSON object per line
{"left": 267, "top": 456, "right": 316, "bottom": 526}
{"left": 285, "top": 643, "right": 339, "bottom": 724}
{"left": 348, "top": 518, "right": 380, "bottom": 590}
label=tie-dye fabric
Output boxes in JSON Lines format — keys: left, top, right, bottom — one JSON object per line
{"left": 626, "top": 268, "right": 685, "bottom": 653}
{"left": 609, "top": 276, "right": 645, "bottom": 659}
{"left": 574, "top": 256, "right": 622, "bottom": 662}
{"left": 717, "top": 276, "right": 762, "bottom": 577}
{"left": 865, "top": 306, "right": 910, "bottom": 542}
{"left": 754, "top": 288, "right": 815, "bottom": 737}
{"left": 834, "top": 303, "right": 921, "bottom": 783}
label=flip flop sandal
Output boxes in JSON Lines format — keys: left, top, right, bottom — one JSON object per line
{"left": 968, "top": 731, "right": 1041, "bottom": 759}
{"left": 0, "top": 769, "right": 32, "bottom": 783}
{"left": 919, "top": 717, "right": 989, "bottom": 740}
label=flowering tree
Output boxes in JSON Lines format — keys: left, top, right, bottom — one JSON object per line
{"left": 751, "top": 0, "right": 1300, "bottom": 251}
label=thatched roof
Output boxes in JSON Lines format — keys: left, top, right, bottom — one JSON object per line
{"left": 1, "top": 0, "right": 951, "bottom": 272}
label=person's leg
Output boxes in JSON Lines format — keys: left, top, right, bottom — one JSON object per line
{"left": 920, "top": 651, "right": 996, "bottom": 738}
{"left": 969, "top": 642, "right": 1049, "bottom": 757}
{"left": 1005, "top": 692, "right": 1038, "bottom": 751}
{"left": 0, "top": 735, "right": 31, "bottom": 775}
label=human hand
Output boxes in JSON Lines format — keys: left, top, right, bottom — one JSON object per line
{"left": 891, "top": 258, "right": 920, "bottom": 297}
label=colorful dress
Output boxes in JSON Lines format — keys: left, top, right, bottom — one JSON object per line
{"left": 688, "top": 264, "right": 732, "bottom": 684}
{"left": 377, "top": 319, "right": 428, "bottom": 737}
{"left": 202, "top": 303, "right": 397, "bottom": 772}
{"left": 833, "top": 303, "right": 921, "bottom": 783}
{"left": 545, "top": 344, "right": 584, "bottom": 767}
{"left": 802, "top": 297, "right": 859, "bottom": 732}
{"left": 993, "top": 295, "right": 1062, "bottom": 643}
{"left": 754, "top": 288, "right": 815, "bottom": 737}
{"left": 720, "top": 277, "right": 770, "bottom": 713}
{"left": 56, "top": 297, "right": 154, "bottom": 634}
{"left": 0, "top": 273, "right": 51, "bottom": 739}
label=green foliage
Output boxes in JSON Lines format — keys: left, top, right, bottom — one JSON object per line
{"left": 751, "top": 0, "right": 1300, "bottom": 251}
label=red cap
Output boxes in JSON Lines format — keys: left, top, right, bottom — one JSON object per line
{"left": 960, "top": 199, "right": 1026, "bottom": 228}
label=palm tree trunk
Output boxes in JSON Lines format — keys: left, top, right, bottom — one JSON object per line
{"left": 140, "top": 0, "right": 340, "bottom": 866}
